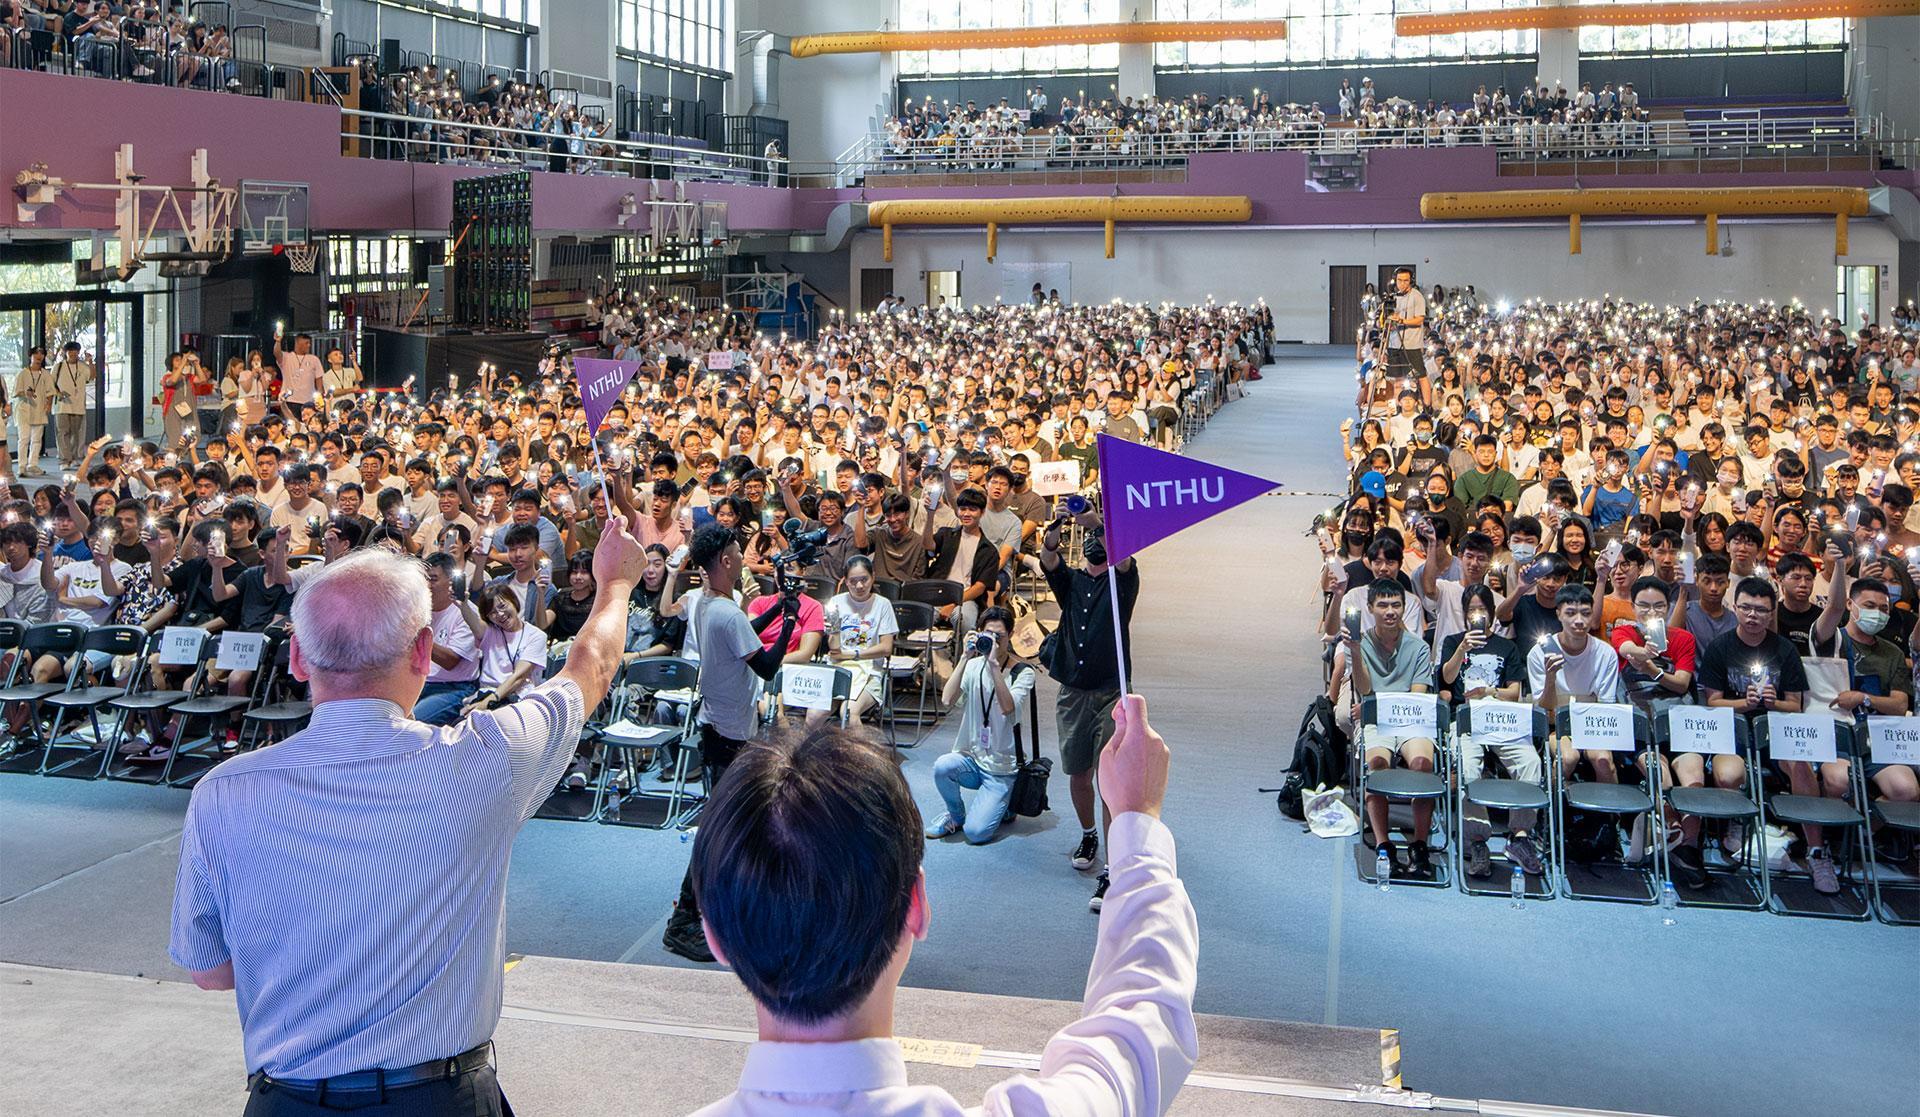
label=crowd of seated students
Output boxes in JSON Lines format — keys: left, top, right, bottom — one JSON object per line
{"left": 0, "top": 295, "right": 1269, "bottom": 788}
{"left": 2, "top": 0, "right": 236, "bottom": 88}
{"left": 879, "top": 75, "right": 1658, "bottom": 168}
{"left": 356, "top": 64, "right": 621, "bottom": 172}
{"left": 1318, "top": 290, "right": 1920, "bottom": 892}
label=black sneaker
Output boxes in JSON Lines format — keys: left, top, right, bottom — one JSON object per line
{"left": 1088, "top": 870, "right": 1109, "bottom": 913}
{"left": 1070, "top": 830, "right": 1099, "bottom": 871}
{"left": 661, "top": 908, "right": 716, "bottom": 963}
{"left": 1408, "top": 841, "right": 1433, "bottom": 877}
{"left": 1465, "top": 838, "right": 1492, "bottom": 879}
{"left": 1670, "top": 843, "right": 1711, "bottom": 891}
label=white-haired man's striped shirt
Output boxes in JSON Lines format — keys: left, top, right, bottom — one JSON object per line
{"left": 169, "top": 678, "right": 585, "bottom": 1079}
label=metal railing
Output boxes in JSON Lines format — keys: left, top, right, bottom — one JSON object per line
{"left": 5, "top": 20, "right": 307, "bottom": 100}
{"left": 844, "top": 113, "right": 1915, "bottom": 178}
{"left": 338, "top": 107, "right": 829, "bottom": 185}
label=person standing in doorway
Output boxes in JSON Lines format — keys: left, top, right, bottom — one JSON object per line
{"left": 15, "top": 346, "right": 53, "bottom": 476}
{"left": 1041, "top": 505, "right": 1138, "bottom": 912}
{"left": 52, "top": 341, "right": 94, "bottom": 470}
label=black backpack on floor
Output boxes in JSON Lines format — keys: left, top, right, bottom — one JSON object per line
{"left": 1277, "top": 696, "right": 1347, "bottom": 820}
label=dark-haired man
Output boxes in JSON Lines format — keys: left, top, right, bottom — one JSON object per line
{"left": 1041, "top": 507, "right": 1137, "bottom": 912}
{"left": 1332, "top": 578, "right": 1438, "bottom": 877}
{"left": 661, "top": 523, "right": 799, "bottom": 962}
{"left": 689, "top": 698, "right": 1192, "bottom": 1117}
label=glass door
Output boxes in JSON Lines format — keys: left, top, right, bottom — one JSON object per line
{"left": 0, "top": 310, "right": 30, "bottom": 449}
{"left": 1837, "top": 265, "right": 1879, "bottom": 329}
{"left": 40, "top": 298, "right": 140, "bottom": 439}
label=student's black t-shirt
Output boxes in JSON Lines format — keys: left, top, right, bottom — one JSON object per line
{"left": 1696, "top": 630, "right": 1810, "bottom": 701}
{"left": 1775, "top": 601, "right": 1839, "bottom": 658}
{"left": 1435, "top": 631, "right": 1527, "bottom": 701}
{"left": 170, "top": 557, "right": 220, "bottom": 622}
{"left": 234, "top": 566, "right": 291, "bottom": 632}
{"left": 1509, "top": 593, "right": 1561, "bottom": 652}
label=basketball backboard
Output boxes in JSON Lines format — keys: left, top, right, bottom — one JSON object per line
{"left": 239, "top": 180, "right": 310, "bottom": 251}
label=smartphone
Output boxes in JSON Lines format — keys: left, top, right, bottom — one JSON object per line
{"left": 1343, "top": 609, "right": 1362, "bottom": 642}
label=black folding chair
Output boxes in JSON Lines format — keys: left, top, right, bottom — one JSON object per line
{"left": 597, "top": 657, "right": 701, "bottom": 829}
{"left": 39, "top": 625, "right": 151, "bottom": 778}
{"left": 886, "top": 599, "right": 942, "bottom": 737}
{"left": 1552, "top": 704, "right": 1659, "bottom": 904}
{"left": 1450, "top": 702, "right": 1554, "bottom": 900}
{"left": 104, "top": 628, "right": 206, "bottom": 781}
{"left": 238, "top": 638, "right": 312, "bottom": 750}
{"left": 1757, "top": 715, "right": 1873, "bottom": 921}
{"left": 0, "top": 622, "right": 88, "bottom": 774}
{"left": 159, "top": 633, "right": 267, "bottom": 789}
{"left": 1356, "top": 693, "right": 1452, "bottom": 888}
{"left": 1653, "top": 709, "right": 1767, "bottom": 911}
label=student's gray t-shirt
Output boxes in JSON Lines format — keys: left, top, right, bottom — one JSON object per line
{"left": 692, "top": 594, "right": 764, "bottom": 742}
{"left": 1353, "top": 631, "right": 1434, "bottom": 694}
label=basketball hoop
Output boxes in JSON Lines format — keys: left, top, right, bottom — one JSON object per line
{"left": 284, "top": 242, "right": 320, "bottom": 274}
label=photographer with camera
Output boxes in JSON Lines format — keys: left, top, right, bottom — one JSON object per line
{"left": 661, "top": 522, "right": 801, "bottom": 963}
{"left": 926, "top": 607, "right": 1037, "bottom": 846}
{"left": 1041, "top": 503, "right": 1139, "bottom": 912}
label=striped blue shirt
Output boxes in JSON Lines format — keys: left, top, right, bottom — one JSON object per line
{"left": 169, "top": 678, "right": 586, "bottom": 1078}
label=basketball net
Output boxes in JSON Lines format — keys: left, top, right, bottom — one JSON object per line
{"left": 285, "top": 243, "right": 320, "bottom": 274}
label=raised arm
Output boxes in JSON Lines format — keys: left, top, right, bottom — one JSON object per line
{"left": 981, "top": 695, "right": 1194, "bottom": 1117}
{"left": 552, "top": 514, "right": 644, "bottom": 710}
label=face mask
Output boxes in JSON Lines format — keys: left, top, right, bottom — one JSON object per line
{"left": 1510, "top": 542, "right": 1538, "bottom": 564}
{"left": 1886, "top": 583, "right": 1903, "bottom": 605}
{"left": 1856, "top": 608, "right": 1890, "bottom": 635}
{"left": 1082, "top": 534, "right": 1108, "bottom": 567}
{"left": 1414, "top": 429, "right": 1434, "bottom": 445}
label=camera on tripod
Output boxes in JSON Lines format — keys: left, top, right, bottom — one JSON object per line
{"left": 770, "top": 519, "right": 827, "bottom": 595}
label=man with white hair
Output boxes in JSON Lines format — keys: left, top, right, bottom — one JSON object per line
{"left": 168, "top": 515, "right": 647, "bottom": 1116}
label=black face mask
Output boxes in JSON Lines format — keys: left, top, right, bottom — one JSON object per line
{"left": 1082, "top": 533, "right": 1108, "bottom": 567}
{"left": 1345, "top": 528, "right": 1375, "bottom": 550}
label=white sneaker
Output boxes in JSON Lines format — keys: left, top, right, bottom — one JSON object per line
{"left": 924, "top": 813, "right": 961, "bottom": 840}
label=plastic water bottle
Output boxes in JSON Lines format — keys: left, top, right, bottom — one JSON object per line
{"left": 1509, "top": 864, "right": 1526, "bottom": 909}
{"left": 1659, "top": 880, "right": 1679, "bottom": 925}
{"left": 1376, "top": 846, "right": 1393, "bottom": 892}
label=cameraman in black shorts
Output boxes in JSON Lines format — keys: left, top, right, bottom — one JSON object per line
{"left": 1383, "top": 267, "right": 1430, "bottom": 407}
{"left": 1041, "top": 505, "right": 1139, "bottom": 912}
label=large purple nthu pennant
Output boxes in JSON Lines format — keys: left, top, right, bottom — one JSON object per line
{"left": 574, "top": 357, "right": 643, "bottom": 436}
{"left": 1096, "top": 433, "right": 1282, "bottom": 564}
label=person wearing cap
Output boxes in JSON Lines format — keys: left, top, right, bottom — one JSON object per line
{"left": 52, "top": 341, "right": 94, "bottom": 470}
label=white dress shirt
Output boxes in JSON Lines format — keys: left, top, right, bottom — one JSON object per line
{"left": 688, "top": 811, "right": 1197, "bottom": 1117}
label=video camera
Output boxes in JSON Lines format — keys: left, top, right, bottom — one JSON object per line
{"left": 770, "top": 519, "right": 828, "bottom": 596}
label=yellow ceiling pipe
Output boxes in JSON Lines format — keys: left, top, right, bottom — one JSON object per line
{"left": 1421, "top": 186, "right": 1870, "bottom": 255}
{"left": 790, "top": 19, "right": 1286, "bottom": 59}
{"left": 1398, "top": 0, "right": 1920, "bottom": 36}
{"left": 866, "top": 196, "right": 1253, "bottom": 261}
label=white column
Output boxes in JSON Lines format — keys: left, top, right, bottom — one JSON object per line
{"left": 1534, "top": 0, "right": 1579, "bottom": 94}
{"left": 1117, "top": 0, "right": 1156, "bottom": 103}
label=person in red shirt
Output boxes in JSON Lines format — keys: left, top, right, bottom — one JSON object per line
{"left": 1610, "top": 575, "right": 1724, "bottom": 890}
{"left": 748, "top": 585, "right": 827, "bottom": 725}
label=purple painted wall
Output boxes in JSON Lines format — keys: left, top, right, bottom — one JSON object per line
{"left": 0, "top": 69, "right": 801, "bottom": 236}
{"left": 3, "top": 69, "right": 1913, "bottom": 240}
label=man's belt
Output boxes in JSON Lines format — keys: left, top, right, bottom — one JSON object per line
{"left": 250, "top": 1042, "right": 493, "bottom": 1097}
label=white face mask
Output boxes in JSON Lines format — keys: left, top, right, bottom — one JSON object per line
{"left": 1856, "top": 608, "right": 1890, "bottom": 636}
{"left": 1510, "top": 542, "right": 1538, "bottom": 564}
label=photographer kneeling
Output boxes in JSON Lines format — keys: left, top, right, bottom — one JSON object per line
{"left": 926, "top": 606, "right": 1036, "bottom": 845}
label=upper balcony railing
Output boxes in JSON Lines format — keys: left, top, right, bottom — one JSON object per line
{"left": 842, "top": 114, "right": 1917, "bottom": 183}
{"left": 336, "top": 108, "right": 836, "bottom": 187}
